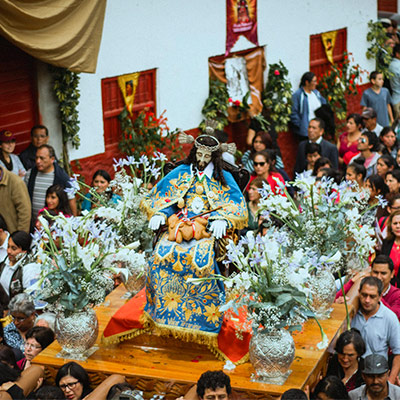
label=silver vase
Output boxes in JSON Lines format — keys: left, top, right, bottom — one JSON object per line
{"left": 123, "top": 270, "right": 146, "bottom": 298}
{"left": 54, "top": 308, "right": 99, "bottom": 360}
{"left": 308, "top": 268, "right": 336, "bottom": 319}
{"left": 249, "top": 328, "right": 295, "bottom": 385}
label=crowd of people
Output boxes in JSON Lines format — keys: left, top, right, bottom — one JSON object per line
{"left": 4, "top": 43, "right": 400, "bottom": 399}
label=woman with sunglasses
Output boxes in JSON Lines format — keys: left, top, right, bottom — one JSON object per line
{"left": 247, "top": 150, "right": 285, "bottom": 194}
{"left": 55, "top": 362, "right": 92, "bottom": 400}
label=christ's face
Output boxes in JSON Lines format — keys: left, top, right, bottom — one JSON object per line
{"left": 196, "top": 149, "right": 212, "bottom": 171}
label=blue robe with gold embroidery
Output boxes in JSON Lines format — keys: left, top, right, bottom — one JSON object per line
{"left": 141, "top": 164, "right": 248, "bottom": 335}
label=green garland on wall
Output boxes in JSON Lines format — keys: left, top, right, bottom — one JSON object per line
{"left": 50, "top": 66, "right": 81, "bottom": 174}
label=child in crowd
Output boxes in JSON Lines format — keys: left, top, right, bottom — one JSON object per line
{"left": 361, "top": 71, "right": 393, "bottom": 127}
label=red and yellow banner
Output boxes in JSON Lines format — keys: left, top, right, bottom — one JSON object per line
{"left": 118, "top": 72, "right": 140, "bottom": 115}
{"left": 226, "top": 0, "right": 258, "bottom": 56}
{"left": 321, "top": 30, "right": 338, "bottom": 64}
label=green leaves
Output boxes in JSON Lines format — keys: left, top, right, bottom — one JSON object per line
{"left": 262, "top": 60, "right": 292, "bottom": 132}
{"left": 49, "top": 65, "right": 81, "bottom": 173}
{"left": 199, "top": 79, "right": 229, "bottom": 131}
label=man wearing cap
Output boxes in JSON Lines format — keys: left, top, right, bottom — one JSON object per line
{"left": 351, "top": 276, "right": 400, "bottom": 384}
{"left": 0, "top": 130, "right": 26, "bottom": 177}
{"left": 349, "top": 354, "right": 400, "bottom": 399}
{"left": 362, "top": 108, "right": 383, "bottom": 137}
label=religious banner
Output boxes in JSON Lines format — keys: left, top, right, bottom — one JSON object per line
{"left": 226, "top": 0, "right": 258, "bottom": 56}
{"left": 117, "top": 72, "right": 140, "bottom": 115}
{"left": 321, "top": 30, "right": 338, "bottom": 64}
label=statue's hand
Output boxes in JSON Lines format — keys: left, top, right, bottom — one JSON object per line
{"left": 209, "top": 220, "right": 227, "bottom": 239}
{"left": 149, "top": 214, "right": 166, "bottom": 230}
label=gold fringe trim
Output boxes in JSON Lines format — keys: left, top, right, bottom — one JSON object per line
{"left": 101, "top": 312, "right": 154, "bottom": 345}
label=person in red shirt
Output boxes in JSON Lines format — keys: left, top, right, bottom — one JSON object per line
{"left": 371, "top": 255, "right": 400, "bottom": 320}
{"left": 247, "top": 150, "right": 285, "bottom": 195}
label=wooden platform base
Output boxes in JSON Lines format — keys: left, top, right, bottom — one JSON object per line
{"left": 34, "top": 285, "right": 354, "bottom": 399}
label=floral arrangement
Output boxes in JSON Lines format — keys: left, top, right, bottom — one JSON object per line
{"left": 118, "top": 107, "right": 184, "bottom": 162}
{"left": 228, "top": 91, "right": 251, "bottom": 120}
{"left": 262, "top": 61, "right": 293, "bottom": 132}
{"left": 70, "top": 153, "right": 167, "bottom": 254}
{"left": 317, "top": 52, "right": 363, "bottom": 122}
{"left": 200, "top": 79, "right": 230, "bottom": 131}
{"left": 32, "top": 213, "right": 138, "bottom": 316}
{"left": 366, "top": 20, "right": 394, "bottom": 79}
{"left": 259, "top": 174, "right": 377, "bottom": 268}
{"left": 191, "top": 229, "right": 330, "bottom": 348}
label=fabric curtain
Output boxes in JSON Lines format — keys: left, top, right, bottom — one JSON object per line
{"left": 0, "top": 0, "right": 107, "bottom": 73}
{"left": 209, "top": 46, "right": 266, "bottom": 122}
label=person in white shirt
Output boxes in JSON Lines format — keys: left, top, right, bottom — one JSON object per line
{"left": 0, "top": 231, "right": 40, "bottom": 300}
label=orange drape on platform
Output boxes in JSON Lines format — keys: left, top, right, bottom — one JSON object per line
{"left": 209, "top": 46, "right": 266, "bottom": 122}
{"left": 0, "top": 0, "right": 107, "bottom": 73}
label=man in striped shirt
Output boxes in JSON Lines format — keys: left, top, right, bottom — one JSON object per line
{"left": 24, "top": 145, "right": 77, "bottom": 223}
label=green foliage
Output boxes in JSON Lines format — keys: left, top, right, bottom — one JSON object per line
{"left": 199, "top": 79, "right": 229, "bottom": 131}
{"left": 118, "top": 107, "right": 184, "bottom": 162}
{"left": 262, "top": 61, "right": 292, "bottom": 132}
{"left": 366, "top": 20, "right": 393, "bottom": 78}
{"left": 50, "top": 66, "right": 81, "bottom": 173}
{"left": 317, "top": 53, "right": 362, "bottom": 122}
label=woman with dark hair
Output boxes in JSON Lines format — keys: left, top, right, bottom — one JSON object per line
{"left": 247, "top": 150, "right": 285, "bottom": 194}
{"left": 241, "top": 131, "right": 284, "bottom": 173}
{"left": 17, "top": 326, "right": 54, "bottom": 370}
{"left": 312, "top": 157, "right": 333, "bottom": 177}
{"left": 380, "top": 210, "right": 400, "bottom": 286}
{"left": 312, "top": 375, "right": 350, "bottom": 400}
{"left": 386, "top": 169, "right": 400, "bottom": 194}
{"left": 376, "top": 155, "right": 395, "bottom": 178}
{"left": 37, "top": 184, "right": 72, "bottom": 218}
{"left": 325, "top": 329, "right": 366, "bottom": 391}
{"left": 380, "top": 126, "right": 398, "bottom": 158}
{"left": 0, "top": 231, "right": 40, "bottom": 301}
{"left": 55, "top": 361, "right": 92, "bottom": 400}
{"left": 362, "top": 174, "right": 388, "bottom": 227}
{"left": 345, "top": 161, "right": 366, "bottom": 188}
{"left": 81, "top": 169, "right": 120, "bottom": 212}
{"left": 0, "top": 344, "right": 19, "bottom": 371}
{"left": 290, "top": 71, "right": 327, "bottom": 140}
{"left": 337, "top": 113, "right": 363, "bottom": 166}
{"left": 244, "top": 177, "right": 268, "bottom": 233}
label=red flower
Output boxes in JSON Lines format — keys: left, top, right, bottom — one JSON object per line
{"left": 228, "top": 98, "right": 233, "bottom": 103}
{"left": 234, "top": 100, "right": 241, "bottom": 106}
{"left": 349, "top": 79, "right": 354, "bottom": 85}
{"left": 274, "top": 69, "right": 280, "bottom": 76}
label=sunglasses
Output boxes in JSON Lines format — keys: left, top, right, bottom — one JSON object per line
{"left": 254, "top": 162, "right": 266, "bottom": 166}
{"left": 358, "top": 137, "right": 367, "bottom": 143}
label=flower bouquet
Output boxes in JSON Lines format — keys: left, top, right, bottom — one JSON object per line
{"left": 32, "top": 213, "right": 139, "bottom": 359}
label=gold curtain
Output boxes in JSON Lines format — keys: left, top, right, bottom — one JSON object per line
{"left": 0, "top": 0, "right": 107, "bottom": 73}
{"left": 209, "top": 47, "right": 266, "bottom": 122}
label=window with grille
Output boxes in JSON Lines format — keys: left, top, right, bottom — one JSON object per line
{"left": 310, "top": 28, "right": 347, "bottom": 78}
{"left": 101, "top": 68, "right": 156, "bottom": 146}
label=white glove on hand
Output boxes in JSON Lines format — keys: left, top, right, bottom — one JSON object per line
{"left": 149, "top": 214, "right": 166, "bottom": 230}
{"left": 209, "top": 220, "right": 228, "bottom": 239}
